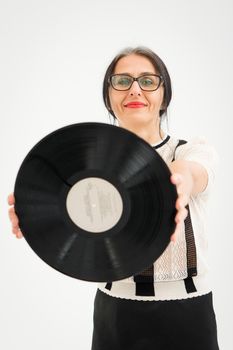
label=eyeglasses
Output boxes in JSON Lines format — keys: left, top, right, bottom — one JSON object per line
{"left": 109, "top": 74, "right": 163, "bottom": 91}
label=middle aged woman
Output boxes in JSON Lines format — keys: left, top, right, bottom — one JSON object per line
{"left": 8, "top": 46, "right": 220, "bottom": 350}
{"left": 91, "top": 46, "right": 220, "bottom": 350}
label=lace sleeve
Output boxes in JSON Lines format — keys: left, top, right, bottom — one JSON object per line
{"left": 175, "top": 137, "right": 220, "bottom": 198}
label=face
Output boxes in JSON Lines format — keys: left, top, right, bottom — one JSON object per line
{"left": 109, "top": 54, "right": 164, "bottom": 128}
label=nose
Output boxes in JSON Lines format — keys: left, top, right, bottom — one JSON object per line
{"left": 129, "top": 80, "right": 141, "bottom": 95}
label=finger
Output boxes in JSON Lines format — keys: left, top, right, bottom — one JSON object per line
{"left": 170, "top": 173, "right": 183, "bottom": 185}
{"left": 16, "top": 229, "right": 23, "bottom": 239}
{"left": 175, "top": 208, "right": 188, "bottom": 223}
{"left": 170, "top": 222, "right": 182, "bottom": 242}
{"left": 170, "top": 232, "right": 176, "bottom": 242}
{"left": 10, "top": 213, "right": 19, "bottom": 227}
{"left": 176, "top": 194, "right": 189, "bottom": 210}
{"left": 12, "top": 226, "right": 20, "bottom": 235}
{"left": 7, "top": 193, "right": 15, "bottom": 206}
{"left": 12, "top": 226, "right": 23, "bottom": 238}
{"left": 8, "top": 207, "right": 19, "bottom": 223}
{"left": 170, "top": 229, "right": 179, "bottom": 242}
{"left": 12, "top": 220, "right": 20, "bottom": 230}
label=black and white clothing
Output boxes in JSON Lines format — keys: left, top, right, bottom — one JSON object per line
{"left": 91, "top": 134, "right": 220, "bottom": 349}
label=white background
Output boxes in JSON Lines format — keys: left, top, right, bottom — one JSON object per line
{"left": 1, "top": 1, "right": 232, "bottom": 349}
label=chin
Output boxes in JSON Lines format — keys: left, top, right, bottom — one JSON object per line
{"left": 128, "top": 113, "right": 153, "bottom": 123}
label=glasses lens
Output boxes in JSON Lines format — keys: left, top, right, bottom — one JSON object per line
{"left": 111, "top": 75, "right": 133, "bottom": 90}
{"left": 138, "top": 75, "right": 161, "bottom": 91}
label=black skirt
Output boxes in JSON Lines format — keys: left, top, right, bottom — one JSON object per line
{"left": 91, "top": 289, "right": 219, "bottom": 350}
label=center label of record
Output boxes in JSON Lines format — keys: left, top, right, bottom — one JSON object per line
{"left": 66, "top": 177, "right": 123, "bottom": 233}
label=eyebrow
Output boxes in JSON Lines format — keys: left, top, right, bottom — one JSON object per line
{"left": 115, "top": 72, "right": 157, "bottom": 76}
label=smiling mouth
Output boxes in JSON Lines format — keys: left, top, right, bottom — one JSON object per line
{"left": 124, "top": 102, "right": 148, "bottom": 108}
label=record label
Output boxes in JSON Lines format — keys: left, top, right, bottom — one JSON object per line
{"left": 66, "top": 177, "right": 123, "bottom": 233}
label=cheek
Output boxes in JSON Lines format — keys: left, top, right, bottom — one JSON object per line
{"left": 149, "top": 89, "right": 164, "bottom": 108}
{"left": 109, "top": 90, "right": 124, "bottom": 112}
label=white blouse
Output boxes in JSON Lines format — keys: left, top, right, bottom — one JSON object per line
{"left": 97, "top": 134, "right": 219, "bottom": 301}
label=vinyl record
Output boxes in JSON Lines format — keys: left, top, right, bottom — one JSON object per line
{"left": 14, "top": 122, "right": 177, "bottom": 282}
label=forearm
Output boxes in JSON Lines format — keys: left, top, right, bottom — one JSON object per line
{"left": 168, "top": 160, "right": 208, "bottom": 197}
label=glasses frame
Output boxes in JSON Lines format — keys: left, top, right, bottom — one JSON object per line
{"left": 109, "top": 74, "right": 164, "bottom": 92}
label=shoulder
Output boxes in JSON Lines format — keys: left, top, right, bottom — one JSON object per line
{"left": 173, "top": 136, "right": 219, "bottom": 163}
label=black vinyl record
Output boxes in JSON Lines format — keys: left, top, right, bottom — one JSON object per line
{"left": 14, "top": 122, "right": 177, "bottom": 282}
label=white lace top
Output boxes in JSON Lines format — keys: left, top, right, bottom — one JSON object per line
{"left": 97, "top": 134, "right": 219, "bottom": 301}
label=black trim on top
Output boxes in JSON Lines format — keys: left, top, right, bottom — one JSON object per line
{"left": 135, "top": 282, "right": 155, "bottom": 297}
{"left": 152, "top": 135, "right": 170, "bottom": 150}
{"left": 134, "top": 265, "right": 155, "bottom": 296}
{"left": 105, "top": 282, "right": 112, "bottom": 291}
{"left": 184, "top": 277, "right": 197, "bottom": 293}
{"left": 171, "top": 139, "right": 187, "bottom": 161}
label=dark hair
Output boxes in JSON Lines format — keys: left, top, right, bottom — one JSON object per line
{"left": 103, "top": 46, "right": 172, "bottom": 127}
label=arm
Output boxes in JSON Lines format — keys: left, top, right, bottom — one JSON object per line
{"left": 168, "top": 160, "right": 208, "bottom": 242}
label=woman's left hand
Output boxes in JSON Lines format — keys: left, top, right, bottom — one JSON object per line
{"left": 169, "top": 159, "right": 208, "bottom": 242}
{"left": 169, "top": 172, "right": 190, "bottom": 242}
{"left": 168, "top": 160, "right": 194, "bottom": 242}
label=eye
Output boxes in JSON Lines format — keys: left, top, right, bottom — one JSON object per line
{"left": 140, "top": 76, "right": 155, "bottom": 87}
{"left": 115, "top": 76, "right": 132, "bottom": 87}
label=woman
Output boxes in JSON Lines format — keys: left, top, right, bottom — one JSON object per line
{"left": 8, "top": 47, "right": 220, "bottom": 349}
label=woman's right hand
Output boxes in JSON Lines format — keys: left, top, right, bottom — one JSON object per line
{"left": 8, "top": 193, "right": 24, "bottom": 239}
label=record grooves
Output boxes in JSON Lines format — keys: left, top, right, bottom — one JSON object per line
{"left": 14, "top": 122, "right": 177, "bottom": 282}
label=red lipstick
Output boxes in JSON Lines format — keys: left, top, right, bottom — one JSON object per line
{"left": 124, "top": 102, "right": 147, "bottom": 108}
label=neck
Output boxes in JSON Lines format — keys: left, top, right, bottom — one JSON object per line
{"left": 117, "top": 119, "right": 165, "bottom": 146}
